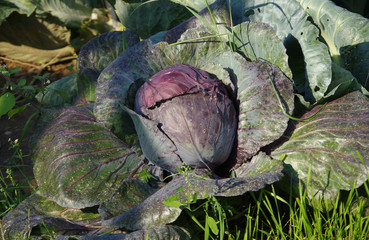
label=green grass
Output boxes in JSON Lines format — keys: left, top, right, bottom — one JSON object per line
{"left": 0, "top": 138, "right": 35, "bottom": 218}
{"left": 162, "top": 164, "right": 369, "bottom": 239}
{"left": 0, "top": 137, "right": 37, "bottom": 239}
{"left": 171, "top": 180, "right": 369, "bottom": 240}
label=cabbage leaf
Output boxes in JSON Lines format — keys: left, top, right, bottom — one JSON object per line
{"left": 0, "top": 0, "right": 36, "bottom": 24}
{"left": 1, "top": 192, "right": 97, "bottom": 239}
{"left": 32, "top": 105, "right": 144, "bottom": 208}
{"left": 297, "top": 0, "right": 369, "bottom": 91}
{"left": 110, "top": 0, "right": 192, "bottom": 39}
{"left": 103, "top": 152, "right": 283, "bottom": 230}
{"left": 272, "top": 91, "right": 369, "bottom": 205}
{"left": 240, "top": 0, "right": 332, "bottom": 103}
{"left": 0, "top": 13, "right": 75, "bottom": 65}
{"left": 77, "top": 30, "right": 140, "bottom": 103}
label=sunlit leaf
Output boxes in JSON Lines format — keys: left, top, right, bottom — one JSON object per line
{"left": 0, "top": 92, "right": 16, "bottom": 118}
{"left": 272, "top": 91, "right": 369, "bottom": 206}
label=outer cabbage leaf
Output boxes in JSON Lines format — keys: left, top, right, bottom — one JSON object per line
{"left": 0, "top": 0, "right": 36, "bottom": 24}
{"left": 79, "top": 225, "right": 191, "bottom": 240}
{"left": 93, "top": 40, "right": 156, "bottom": 142}
{"left": 33, "top": 0, "right": 105, "bottom": 28}
{"left": 272, "top": 91, "right": 369, "bottom": 204}
{"left": 164, "top": 0, "right": 231, "bottom": 43}
{"left": 103, "top": 152, "right": 283, "bottom": 230}
{"left": 297, "top": 0, "right": 369, "bottom": 91}
{"left": 111, "top": 0, "right": 192, "bottom": 39}
{"left": 36, "top": 73, "right": 78, "bottom": 106}
{"left": 32, "top": 105, "right": 144, "bottom": 208}
{"left": 78, "top": 30, "right": 140, "bottom": 82}
{"left": 241, "top": 0, "right": 332, "bottom": 103}
{"left": 2, "top": 192, "right": 97, "bottom": 239}
{"left": 0, "top": 12, "right": 75, "bottom": 65}
{"left": 323, "top": 62, "right": 364, "bottom": 101}
{"left": 230, "top": 21, "right": 292, "bottom": 78}
{"left": 3, "top": 190, "right": 190, "bottom": 240}
{"left": 210, "top": 53, "right": 294, "bottom": 162}
{"left": 77, "top": 30, "right": 140, "bottom": 103}
{"left": 169, "top": 0, "right": 216, "bottom": 12}
{"left": 99, "top": 178, "right": 161, "bottom": 220}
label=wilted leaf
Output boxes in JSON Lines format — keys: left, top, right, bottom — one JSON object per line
{"left": 0, "top": 12, "right": 75, "bottom": 65}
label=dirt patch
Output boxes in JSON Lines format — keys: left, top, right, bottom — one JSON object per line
{"left": 0, "top": 57, "right": 77, "bottom": 194}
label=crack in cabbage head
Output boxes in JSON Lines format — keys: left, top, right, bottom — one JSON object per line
{"left": 134, "top": 64, "right": 237, "bottom": 170}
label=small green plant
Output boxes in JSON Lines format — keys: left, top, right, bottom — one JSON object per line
{"left": 1, "top": 65, "right": 38, "bottom": 118}
{"left": 163, "top": 165, "right": 238, "bottom": 240}
{"left": 0, "top": 138, "right": 36, "bottom": 219}
{"left": 138, "top": 168, "right": 156, "bottom": 183}
{"left": 0, "top": 64, "right": 70, "bottom": 119}
{"left": 0, "top": 167, "right": 28, "bottom": 218}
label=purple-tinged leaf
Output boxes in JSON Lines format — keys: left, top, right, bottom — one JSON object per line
{"left": 235, "top": 60, "right": 294, "bottom": 161}
{"left": 77, "top": 30, "right": 140, "bottom": 103}
{"left": 78, "top": 30, "right": 140, "bottom": 82}
{"left": 93, "top": 40, "right": 157, "bottom": 141}
{"left": 164, "top": 0, "right": 231, "bottom": 43}
{"left": 3, "top": 190, "right": 190, "bottom": 239}
{"left": 230, "top": 21, "right": 292, "bottom": 79}
{"left": 210, "top": 52, "right": 294, "bottom": 164}
{"left": 32, "top": 105, "right": 143, "bottom": 208}
{"left": 272, "top": 91, "right": 369, "bottom": 204}
{"left": 79, "top": 225, "right": 191, "bottom": 240}
{"left": 103, "top": 153, "right": 282, "bottom": 231}
{"left": 122, "top": 106, "right": 183, "bottom": 173}
{"left": 2, "top": 192, "right": 97, "bottom": 239}
{"left": 99, "top": 178, "right": 160, "bottom": 220}
{"left": 235, "top": 152, "right": 284, "bottom": 178}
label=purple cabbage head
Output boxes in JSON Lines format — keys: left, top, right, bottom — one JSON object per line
{"left": 134, "top": 64, "right": 237, "bottom": 170}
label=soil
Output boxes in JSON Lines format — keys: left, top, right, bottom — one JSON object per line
{"left": 0, "top": 56, "right": 77, "bottom": 195}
